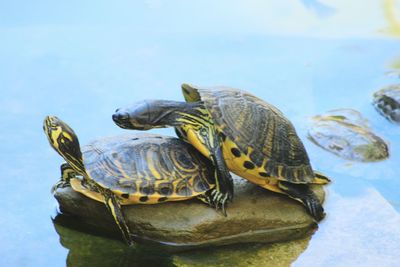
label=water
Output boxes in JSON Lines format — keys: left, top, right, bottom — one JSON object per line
{"left": 1, "top": 1, "right": 400, "bottom": 266}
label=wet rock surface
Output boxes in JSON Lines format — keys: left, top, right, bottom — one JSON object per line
{"left": 373, "top": 84, "right": 400, "bottom": 123}
{"left": 308, "top": 109, "right": 389, "bottom": 162}
{"left": 54, "top": 175, "right": 325, "bottom": 249}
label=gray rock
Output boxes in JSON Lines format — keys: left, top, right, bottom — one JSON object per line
{"left": 54, "top": 175, "right": 325, "bottom": 249}
{"left": 308, "top": 109, "right": 389, "bottom": 162}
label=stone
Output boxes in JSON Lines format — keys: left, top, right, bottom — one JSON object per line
{"left": 54, "top": 175, "right": 325, "bottom": 250}
{"left": 308, "top": 108, "right": 389, "bottom": 162}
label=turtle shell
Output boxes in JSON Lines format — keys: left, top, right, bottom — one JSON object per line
{"left": 373, "top": 84, "right": 400, "bottom": 123}
{"left": 81, "top": 133, "right": 214, "bottom": 204}
{"left": 182, "top": 85, "right": 315, "bottom": 184}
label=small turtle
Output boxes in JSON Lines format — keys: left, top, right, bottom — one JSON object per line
{"left": 113, "top": 84, "right": 330, "bottom": 221}
{"left": 43, "top": 116, "right": 217, "bottom": 246}
{"left": 373, "top": 84, "right": 400, "bottom": 124}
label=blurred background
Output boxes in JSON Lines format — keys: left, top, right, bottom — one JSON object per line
{"left": 1, "top": 1, "right": 400, "bottom": 266}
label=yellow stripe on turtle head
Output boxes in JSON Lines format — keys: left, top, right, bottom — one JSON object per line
{"left": 43, "top": 116, "right": 63, "bottom": 151}
{"left": 43, "top": 115, "right": 87, "bottom": 176}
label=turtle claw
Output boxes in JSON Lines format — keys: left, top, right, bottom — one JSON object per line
{"left": 51, "top": 180, "right": 70, "bottom": 194}
{"left": 304, "top": 198, "right": 325, "bottom": 222}
{"left": 127, "top": 239, "right": 136, "bottom": 248}
{"left": 221, "top": 206, "right": 227, "bottom": 217}
{"left": 205, "top": 189, "right": 229, "bottom": 216}
{"left": 218, "top": 195, "right": 229, "bottom": 217}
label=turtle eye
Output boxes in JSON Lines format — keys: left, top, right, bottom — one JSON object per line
{"left": 115, "top": 108, "right": 120, "bottom": 113}
{"left": 51, "top": 125, "right": 59, "bottom": 131}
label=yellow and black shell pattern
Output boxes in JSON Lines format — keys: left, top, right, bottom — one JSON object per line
{"left": 182, "top": 85, "right": 316, "bottom": 184}
{"left": 81, "top": 133, "right": 215, "bottom": 204}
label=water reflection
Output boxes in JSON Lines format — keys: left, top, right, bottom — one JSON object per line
{"left": 174, "top": 238, "right": 311, "bottom": 267}
{"left": 53, "top": 214, "right": 312, "bottom": 267}
{"left": 53, "top": 215, "right": 175, "bottom": 267}
{"left": 295, "top": 182, "right": 400, "bottom": 266}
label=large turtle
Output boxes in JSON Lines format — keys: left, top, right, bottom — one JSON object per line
{"left": 43, "top": 116, "right": 217, "bottom": 246}
{"left": 113, "top": 85, "right": 331, "bottom": 221}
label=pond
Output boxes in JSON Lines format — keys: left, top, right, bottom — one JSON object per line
{"left": 1, "top": 1, "right": 400, "bottom": 266}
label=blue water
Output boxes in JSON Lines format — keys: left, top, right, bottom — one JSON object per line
{"left": 1, "top": 1, "right": 400, "bottom": 266}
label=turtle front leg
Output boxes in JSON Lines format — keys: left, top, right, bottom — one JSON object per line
{"left": 102, "top": 189, "right": 135, "bottom": 246}
{"left": 197, "top": 189, "right": 228, "bottom": 216}
{"left": 51, "top": 163, "right": 76, "bottom": 193}
{"left": 184, "top": 123, "right": 234, "bottom": 215}
{"left": 209, "top": 142, "right": 234, "bottom": 215}
{"left": 85, "top": 180, "right": 135, "bottom": 246}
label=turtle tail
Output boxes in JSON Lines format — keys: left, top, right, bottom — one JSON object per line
{"left": 313, "top": 171, "right": 331, "bottom": 185}
{"left": 278, "top": 181, "right": 325, "bottom": 222}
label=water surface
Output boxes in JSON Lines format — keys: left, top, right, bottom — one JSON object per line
{"left": 1, "top": 1, "right": 400, "bottom": 266}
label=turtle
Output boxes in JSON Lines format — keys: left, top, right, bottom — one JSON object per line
{"left": 372, "top": 84, "right": 400, "bottom": 124}
{"left": 43, "top": 116, "right": 217, "bottom": 246}
{"left": 112, "top": 84, "right": 331, "bottom": 221}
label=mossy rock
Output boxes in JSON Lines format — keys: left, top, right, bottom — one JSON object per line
{"left": 308, "top": 109, "right": 389, "bottom": 162}
{"left": 54, "top": 175, "right": 325, "bottom": 250}
{"left": 53, "top": 217, "right": 311, "bottom": 267}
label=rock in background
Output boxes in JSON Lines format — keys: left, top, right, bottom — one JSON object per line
{"left": 308, "top": 109, "right": 389, "bottom": 162}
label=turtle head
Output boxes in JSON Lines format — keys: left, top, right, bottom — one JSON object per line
{"left": 113, "top": 100, "right": 184, "bottom": 130}
{"left": 181, "top": 83, "right": 201, "bottom": 102}
{"left": 43, "top": 116, "right": 85, "bottom": 174}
